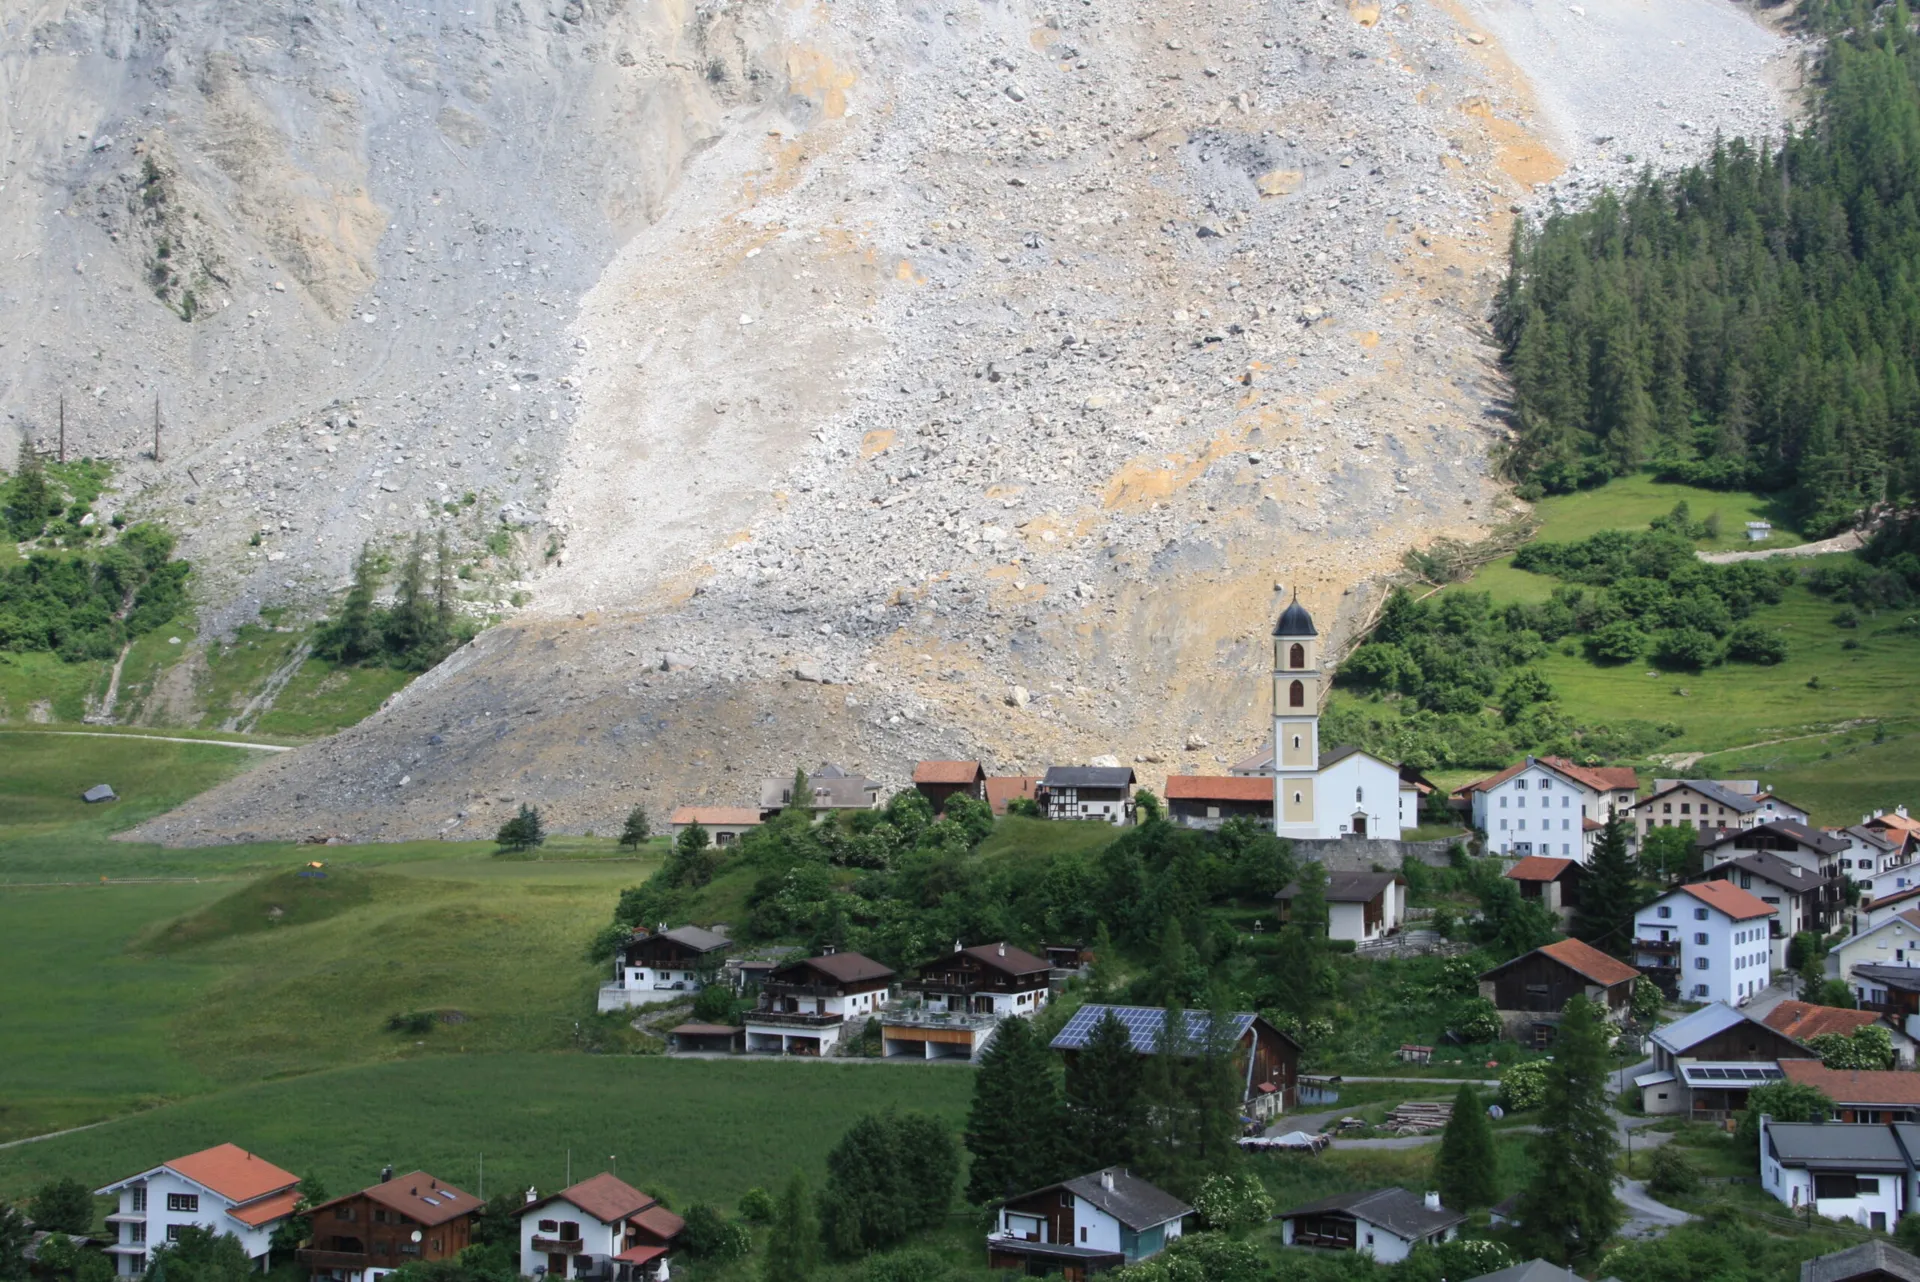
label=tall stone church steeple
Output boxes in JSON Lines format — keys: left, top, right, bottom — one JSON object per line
{"left": 1271, "top": 591, "right": 1321, "bottom": 839}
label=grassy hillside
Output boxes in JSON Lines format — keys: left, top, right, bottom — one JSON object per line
{"left": 1334, "top": 477, "right": 1920, "bottom": 825}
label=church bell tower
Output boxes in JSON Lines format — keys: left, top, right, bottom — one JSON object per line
{"left": 1271, "top": 591, "right": 1321, "bottom": 838}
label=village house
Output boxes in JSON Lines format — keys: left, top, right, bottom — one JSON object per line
{"left": 1765, "top": 1001, "right": 1919, "bottom": 1069}
{"left": 881, "top": 942, "right": 1051, "bottom": 1061}
{"left": 1760, "top": 1116, "right": 1911, "bottom": 1231}
{"left": 1634, "top": 779, "right": 1765, "bottom": 841}
{"left": 666, "top": 807, "right": 761, "bottom": 847}
{"left": 1704, "top": 821, "right": 1854, "bottom": 929}
{"left": 984, "top": 776, "right": 1040, "bottom": 817}
{"left": 1276, "top": 1188, "right": 1465, "bottom": 1264}
{"left": 757, "top": 764, "right": 882, "bottom": 817}
{"left": 1865, "top": 808, "right": 1920, "bottom": 862}
{"left": 1476, "top": 937, "right": 1640, "bottom": 1049}
{"left": 1636, "top": 1003, "right": 1815, "bottom": 1118}
{"left": 518, "top": 1173, "right": 682, "bottom": 1282}
{"left": 96, "top": 1144, "right": 303, "bottom": 1277}
{"left": 1267, "top": 597, "right": 1412, "bottom": 841}
{"left": 1459, "top": 756, "right": 1637, "bottom": 861}
{"left": 1163, "top": 775, "right": 1273, "bottom": 830}
{"left": 912, "top": 761, "right": 987, "bottom": 813}
{"left": 1050, "top": 1004, "right": 1300, "bottom": 1118}
{"left": 598, "top": 925, "right": 732, "bottom": 1013}
{"left": 1830, "top": 911, "right": 1920, "bottom": 1000}
{"left": 1276, "top": 871, "right": 1407, "bottom": 944}
{"left": 1632, "top": 880, "right": 1776, "bottom": 1004}
{"left": 1036, "top": 766, "right": 1138, "bottom": 825}
{"left": 986, "top": 1167, "right": 1189, "bottom": 1279}
{"left": 1798, "top": 1241, "right": 1920, "bottom": 1281}
{"left": 742, "top": 951, "right": 895, "bottom": 1056}
{"left": 1847, "top": 829, "right": 1911, "bottom": 900}
{"left": 300, "top": 1170, "right": 480, "bottom": 1282}
{"left": 1781, "top": 1060, "right": 1920, "bottom": 1124}
{"left": 1503, "top": 855, "right": 1581, "bottom": 925}
{"left": 1691, "top": 849, "right": 1828, "bottom": 964}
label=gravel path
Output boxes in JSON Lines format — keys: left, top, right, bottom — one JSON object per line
{"left": 1698, "top": 530, "right": 1866, "bottom": 564}
{"left": 0, "top": 729, "right": 291, "bottom": 752}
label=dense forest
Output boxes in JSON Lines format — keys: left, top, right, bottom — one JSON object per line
{"left": 1496, "top": 0, "right": 1920, "bottom": 532}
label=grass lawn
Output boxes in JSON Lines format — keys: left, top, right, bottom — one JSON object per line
{"left": 0, "top": 1055, "right": 977, "bottom": 1209}
{"left": 976, "top": 816, "right": 1123, "bottom": 863}
{"left": 1698, "top": 720, "right": 1920, "bottom": 826}
{"left": 250, "top": 659, "right": 413, "bottom": 737}
{"left": 1525, "top": 475, "right": 1799, "bottom": 552}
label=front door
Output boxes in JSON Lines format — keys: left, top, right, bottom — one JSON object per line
{"left": 1875, "top": 1212, "right": 1888, "bottom": 1231}
{"left": 1352, "top": 814, "right": 1367, "bottom": 837}
{"left": 547, "top": 1254, "right": 566, "bottom": 1277}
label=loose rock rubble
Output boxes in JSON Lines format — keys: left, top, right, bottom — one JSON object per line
{"left": 110, "top": 0, "right": 1795, "bottom": 844}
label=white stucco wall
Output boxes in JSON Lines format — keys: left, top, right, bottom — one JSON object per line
{"left": 519, "top": 1197, "right": 622, "bottom": 1277}
{"left": 102, "top": 1169, "right": 281, "bottom": 1278}
{"left": 1635, "top": 891, "right": 1773, "bottom": 1004}
{"left": 1475, "top": 764, "right": 1598, "bottom": 860}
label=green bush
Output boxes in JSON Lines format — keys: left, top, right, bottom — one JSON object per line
{"left": 1500, "top": 1061, "right": 1548, "bottom": 1111}
{"left": 1726, "top": 621, "right": 1789, "bottom": 665}
{"left": 862, "top": 1249, "right": 950, "bottom": 1282}
{"left": 737, "top": 1187, "right": 775, "bottom": 1224}
{"left": 1447, "top": 997, "right": 1502, "bottom": 1044}
{"left": 1647, "top": 1144, "right": 1699, "bottom": 1200}
{"left": 1190, "top": 1173, "right": 1274, "bottom": 1234}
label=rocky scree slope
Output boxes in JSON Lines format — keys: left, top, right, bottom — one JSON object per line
{"left": 112, "top": 0, "right": 1794, "bottom": 844}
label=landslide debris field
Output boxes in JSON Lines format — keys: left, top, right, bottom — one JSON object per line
{"left": 0, "top": 0, "right": 1797, "bottom": 843}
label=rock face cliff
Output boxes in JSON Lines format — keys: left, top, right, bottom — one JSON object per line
{"left": 3, "top": 0, "right": 1791, "bottom": 843}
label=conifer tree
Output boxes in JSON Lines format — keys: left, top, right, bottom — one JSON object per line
{"left": 1189, "top": 985, "right": 1246, "bottom": 1179}
{"left": 760, "top": 1171, "right": 818, "bottom": 1282}
{"left": 1435, "top": 1083, "right": 1498, "bottom": 1211}
{"left": 1516, "top": 996, "right": 1622, "bottom": 1262}
{"left": 1573, "top": 806, "right": 1640, "bottom": 957}
{"left": 618, "top": 804, "right": 651, "bottom": 850}
{"left": 964, "top": 1015, "right": 1065, "bottom": 1203}
{"left": 1065, "top": 1009, "right": 1143, "bottom": 1169}
{"left": 316, "top": 544, "right": 379, "bottom": 664}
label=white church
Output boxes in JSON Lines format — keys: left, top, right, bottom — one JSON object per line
{"left": 1255, "top": 594, "right": 1416, "bottom": 841}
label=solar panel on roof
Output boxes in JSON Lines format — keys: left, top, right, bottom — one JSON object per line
{"left": 1050, "top": 1004, "right": 1255, "bottom": 1054}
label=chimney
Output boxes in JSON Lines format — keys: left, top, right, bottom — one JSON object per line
{"left": 997, "top": 942, "right": 1007, "bottom": 957}
{"left": 954, "top": 939, "right": 963, "bottom": 953}
{"left": 1424, "top": 1191, "right": 1441, "bottom": 1211}
{"left": 1101, "top": 1171, "right": 1114, "bottom": 1191}
{"left": 382, "top": 1165, "right": 394, "bottom": 1183}
{"left": 525, "top": 1186, "right": 538, "bottom": 1205}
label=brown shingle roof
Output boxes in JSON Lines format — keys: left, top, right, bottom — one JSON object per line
{"left": 1539, "top": 937, "right": 1642, "bottom": 988}
{"left": 535, "top": 1173, "right": 656, "bottom": 1224}
{"left": 630, "top": 1205, "right": 685, "bottom": 1240}
{"left": 669, "top": 807, "right": 762, "bottom": 827}
{"left": 1506, "top": 855, "right": 1576, "bottom": 882}
{"left": 914, "top": 760, "right": 985, "bottom": 785}
{"left": 984, "top": 776, "right": 1039, "bottom": 815}
{"left": 1781, "top": 1059, "right": 1920, "bottom": 1106}
{"left": 1678, "top": 880, "right": 1774, "bottom": 921}
{"left": 777, "top": 951, "right": 895, "bottom": 986}
{"left": 950, "top": 942, "right": 1051, "bottom": 978}
{"left": 1163, "top": 775, "right": 1273, "bottom": 803}
{"left": 1764, "top": 1002, "right": 1885, "bottom": 1044}
{"left": 326, "top": 1172, "right": 483, "bottom": 1228}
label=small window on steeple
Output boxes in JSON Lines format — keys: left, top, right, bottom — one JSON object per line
{"left": 1288, "top": 680, "right": 1305, "bottom": 708}
{"left": 1289, "top": 643, "right": 1306, "bottom": 669}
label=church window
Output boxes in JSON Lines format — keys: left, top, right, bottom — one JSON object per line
{"left": 1292, "top": 735, "right": 1301, "bottom": 750}
{"left": 1288, "top": 680, "right": 1304, "bottom": 708}
{"left": 1356, "top": 787, "right": 1364, "bottom": 803}
{"left": 1289, "top": 643, "right": 1305, "bottom": 669}
{"left": 1292, "top": 792, "right": 1302, "bottom": 805}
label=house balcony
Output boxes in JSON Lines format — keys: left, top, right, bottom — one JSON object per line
{"left": 745, "top": 1009, "right": 846, "bottom": 1029}
{"left": 105, "top": 1213, "right": 146, "bottom": 1225}
{"left": 297, "top": 1250, "right": 372, "bottom": 1271}
{"left": 881, "top": 1007, "right": 1001, "bottom": 1030}
{"left": 1634, "top": 939, "right": 1682, "bottom": 958}
{"left": 530, "top": 1237, "right": 585, "bottom": 1254}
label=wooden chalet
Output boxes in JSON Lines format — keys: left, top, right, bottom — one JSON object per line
{"left": 987, "top": 1167, "right": 1190, "bottom": 1279}
{"left": 883, "top": 942, "right": 1051, "bottom": 1061}
{"left": 743, "top": 951, "right": 895, "bottom": 1055}
{"left": 1050, "top": 1004, "right": 1300, "bottom": 1116}
{"left": 912, "top": 761, "right": 987, "bottom": 812}
{"left": 301, "top": 1171, "right": 481, "bottom": 1282}
{"left": 1504, "top": 855, "right": 1581, "bottom": 923}
{"left": 1476, "top": 938, "right": 1640, "bottom": 1049}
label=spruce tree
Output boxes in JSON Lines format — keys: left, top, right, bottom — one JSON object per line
{"left": 760, "top": 1171, "right": 818, "bottom": 1282}
{"left": 1136, "top": 997, "right": 1194, "bottom": 1192}
{"left": 1435, "top": 1083, "right": 1498, "bottom": 1211}
{"left": 1573, "top": 806, "right": 1640, "bottom": 957}
{"left": 316, "top": 544, "right": 379, "bottom": 665}
{"left": 1288, "top": 860, "right": 1329, "bottom": 936}
{"left": 618, "top": 805, "right": 651, "bottom": 850}
{"left": 1065, "top": 1008, "right": 1144, "bottom": 1169}
{"left": 1190, "top": 986, "right": 1246, "bottom": 1179}
{"left": 1516, "top": 996, "right": 1623, "bottom": 1262}
{"left": 964, "top": 1015, "right": 1065, "bottom": 1203}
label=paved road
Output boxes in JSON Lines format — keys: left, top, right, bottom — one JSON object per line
{"left": 1617, "top": 1177, "right": 1694, "bottom": 1238}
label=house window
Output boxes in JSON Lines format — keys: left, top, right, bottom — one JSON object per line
{"left": 1694, "top": 958, "right": 1709, "bottom": 970}
{"left": 337, "top": 1208, "right": 358, "bottom": 1222}
{"left": 559, "top": 1223, "right": 580, "bottom": 1241}
{"left": 1517, "top": 779, "right": 1528, "bottom": 791}
{"left": 166, "top": 1226, "right": 189, "bottom": 1243}
{"left": 1658, "top": 906, "right": 1672, "bottom": 918}
{"left": 1541, "top": 778, "right": 1552, "bottom": 791}
{"left": 1501, "top": 797, "right": 1508, "bottom": 808}
{"left": 1663, "top": 803, "right": 1672, "bottom": 814}
{"left": 1288, "top": 680, "right": 1305, "bottom": 708}
{"left": 1080, "top": 1228, "right": 1088, "bottom": 1243}
{"left": 1695, "top": 909, "right": 1709, "bottom": 921}
{"left": 1289, "top": 643, "right": 1305, "bottom": 668}
{"left": 1695, "top": 933, "right": 1708, "bottom": 946}
{"left": 131, "top": 1189, "right": 147, "bottom": 1213}
{"left": 166, "top": 1194, "right": 199, "bottom": 1213}
{"left": 538, "top": 1221, "right": 558, "bottom": 1234}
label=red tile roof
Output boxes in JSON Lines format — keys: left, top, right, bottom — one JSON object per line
{"left": 984, "top": 776, "right": 1038, "bottom": 815}
{"left": 228, "top": 1189, "right": 302, "bottom": 1228}
{"left": 630, "top": 1205, "right": 684, "bottom": 1241}
{"left": 1539, "top": 937, "right": 1642, "bottom": 988}
{"left": 1505, "top": 855, "right": 1576, "bottom": 882}
{"left": 1677, "top": 880, "right": 1774, "bottom": 921}
{"left": 166, "top": 1145, "right": 300, "bottom": 1205}
{"left": 913, "top": 760, "right": 985, "bottom": 785}
{"left": 1459, "top": 756, "right": 1637, "bottom": 796}
{"left": 1763, "top": 1002, "right": 1885, "bottom": 1044}
{"left": 1781, "top": 1059, "right": 1920, "bottom": 1106}
{"left": 1163, "top": 775, "right": 1273, "bottom": 803}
